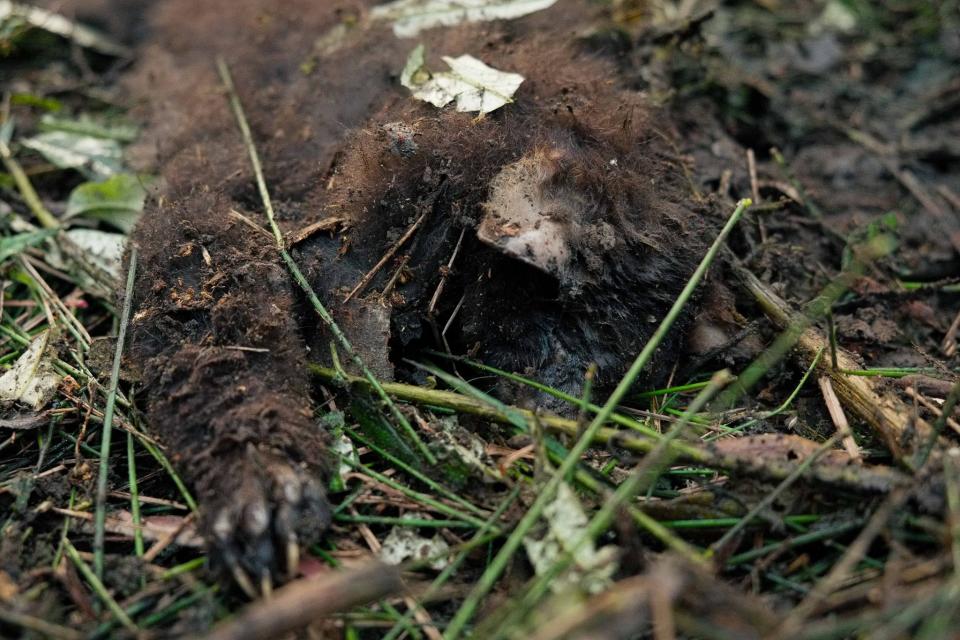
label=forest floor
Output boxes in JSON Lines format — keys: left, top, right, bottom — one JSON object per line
{"left": 2, "top": 0, "right": 960, "bottom": 638}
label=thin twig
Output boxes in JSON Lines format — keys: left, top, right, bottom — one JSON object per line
{"left": 344, "top": 210, "right": 427, "bottom": 302}
{"left": 746, "top": 148, "right": 766, "bottom": 243}
{"left": 916, "top": 376, "right": 960, "bottom": 468}
{"left": 940, "top": 308, "right": 960, "bottom": 356}
{"left": 818, "top": 377, "right": 862, "bottom": 462}
{"left": 204, "top": 562, "right": 403, "bottom": 640}
{"left": 903, "top": 386, "right": 960, "bottom": 437}
{"left": 428, "top": 227, "right": 466, "bottom": 315}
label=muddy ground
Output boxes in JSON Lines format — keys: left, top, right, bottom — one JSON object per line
{"left": 2, "top": 0, "right": 960, "bottom": 637}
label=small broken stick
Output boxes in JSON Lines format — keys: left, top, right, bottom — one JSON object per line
{"left": 731, "top": 259, "right": 938, "bottom": 465}
{"left": 204, "top": 561, "right": 403, "bottom": 640}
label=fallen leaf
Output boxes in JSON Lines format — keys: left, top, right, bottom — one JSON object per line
{"left": 0, "top": 330, "right": 63, "bottom": 411}
{"left": 401, "top": 44, "right": 523, "bottom": 114}
{"left": 372, "top": 0, "right": 558, "bottom": 38}
{"left": 21, "top": 131, "right": 123, "bottom": 179}
{"left": 39, "top": 114, "right": 138, "bottom": 143}
{"left": 60, "top": 228, "right": 127, "bottom": 284}
{"left": 65, "top": 174, "right": 147, "bottom": 232}
{"left": 0, "top": 0, "right": 130, "bottom": 56}
{"left": 379, "top": 523, "right": 451, "bottom": 570}
{"left": 524, "top": 482, "right": 617, "bottom": 595}
{"left": 0, "top": 228, "right": 58, "bottom": 263}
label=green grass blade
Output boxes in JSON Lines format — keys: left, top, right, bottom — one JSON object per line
{"left": 93, "top": 246, "right": 137, "bottom": 579}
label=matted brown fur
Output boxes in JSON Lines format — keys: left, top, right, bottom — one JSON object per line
{"left": 312, "top": 40, "right": 707, "bottom": 395}
{"left": 112, "top": 0, "right": 710, "bottom": 577}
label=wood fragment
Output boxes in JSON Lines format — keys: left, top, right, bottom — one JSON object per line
{"left": 903, "top": 386, "right": 960, "bottom": 437}
{"left": 204, "top": 562, "right": 404, "bottom": 640}
{"left": 732, "top": 260, "right": 937, "bottom": 464}
{"left": 818, "top": 376, "right": 862, "bottom": 462}
{"left": 227, "top": 208, "right": 274, "bottom": 241}
{"left": 344, "top": 211, "right": 427, "bottom": 302}
{"left": 285, "top": 216, "right": 344, "bottom": 246}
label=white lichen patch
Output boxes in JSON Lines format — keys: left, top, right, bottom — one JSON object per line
{"left": 379, "top": 522, "right": 451, "bottom": 570}
{"left": 523, "top": 482, "right": 618, "bottom": 595}
{"left": 0, "top": 330, "right": 63, "bottom": 411}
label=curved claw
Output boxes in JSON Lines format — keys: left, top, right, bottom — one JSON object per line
{"left": 260, "top": 572, "right": 273, "bottom": 600}
{"left": 206, "top": 447, "right": 330, "bottom": 594}
{"left": 286, "top": 536, "right": 300, "bottom": 581}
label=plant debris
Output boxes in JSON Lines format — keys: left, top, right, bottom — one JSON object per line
{"left": 372, "top": 0, "right": 558, "bottom": 38}
{"left": 400, "top": 43, "right": 524, "bottom": 114}
{"left": 0, "top": 330, "right": 62, "bottom": 410}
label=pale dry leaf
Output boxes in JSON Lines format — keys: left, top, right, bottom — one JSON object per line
{"left": 401, "top": 44, "right": 523, "bottom": 114}
{"left": 0, "top": 330, "right": 63, "bottom": 411}
{"left": 61, "top": 228, "right": 126, "bottom": 283}
{"left": 371, "top": 0, "right": 558, "bottom": 38}
{"left": 112, "top": 511, "right": 204, "bottom": 547}
{"left": 0, "top": 0, "right": 131, "bottom": 56}
{"left": 379, "top": 524, "right": 451, "bottom": 570}
{"left": 523, "top": 482, "right": 618, "bottom": 595}
{"left": 21, "top": 131, "right": 123, "bottom": 178}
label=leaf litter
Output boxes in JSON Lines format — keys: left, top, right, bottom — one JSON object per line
{"left": 400, "top": 43, "right": 524, "bottom": 114}
{"left": 523, "top": 482, "right": 618, "bottom": 595}
{"left": 0, "top": 330, "right": 62, "bottom": 411}
{"left": 372, "top": 0, "right": 558, "bottom": 38}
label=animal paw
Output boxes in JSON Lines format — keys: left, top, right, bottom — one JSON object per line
{"left": 208, "top": 445, "right": 331, "bottom": 596}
